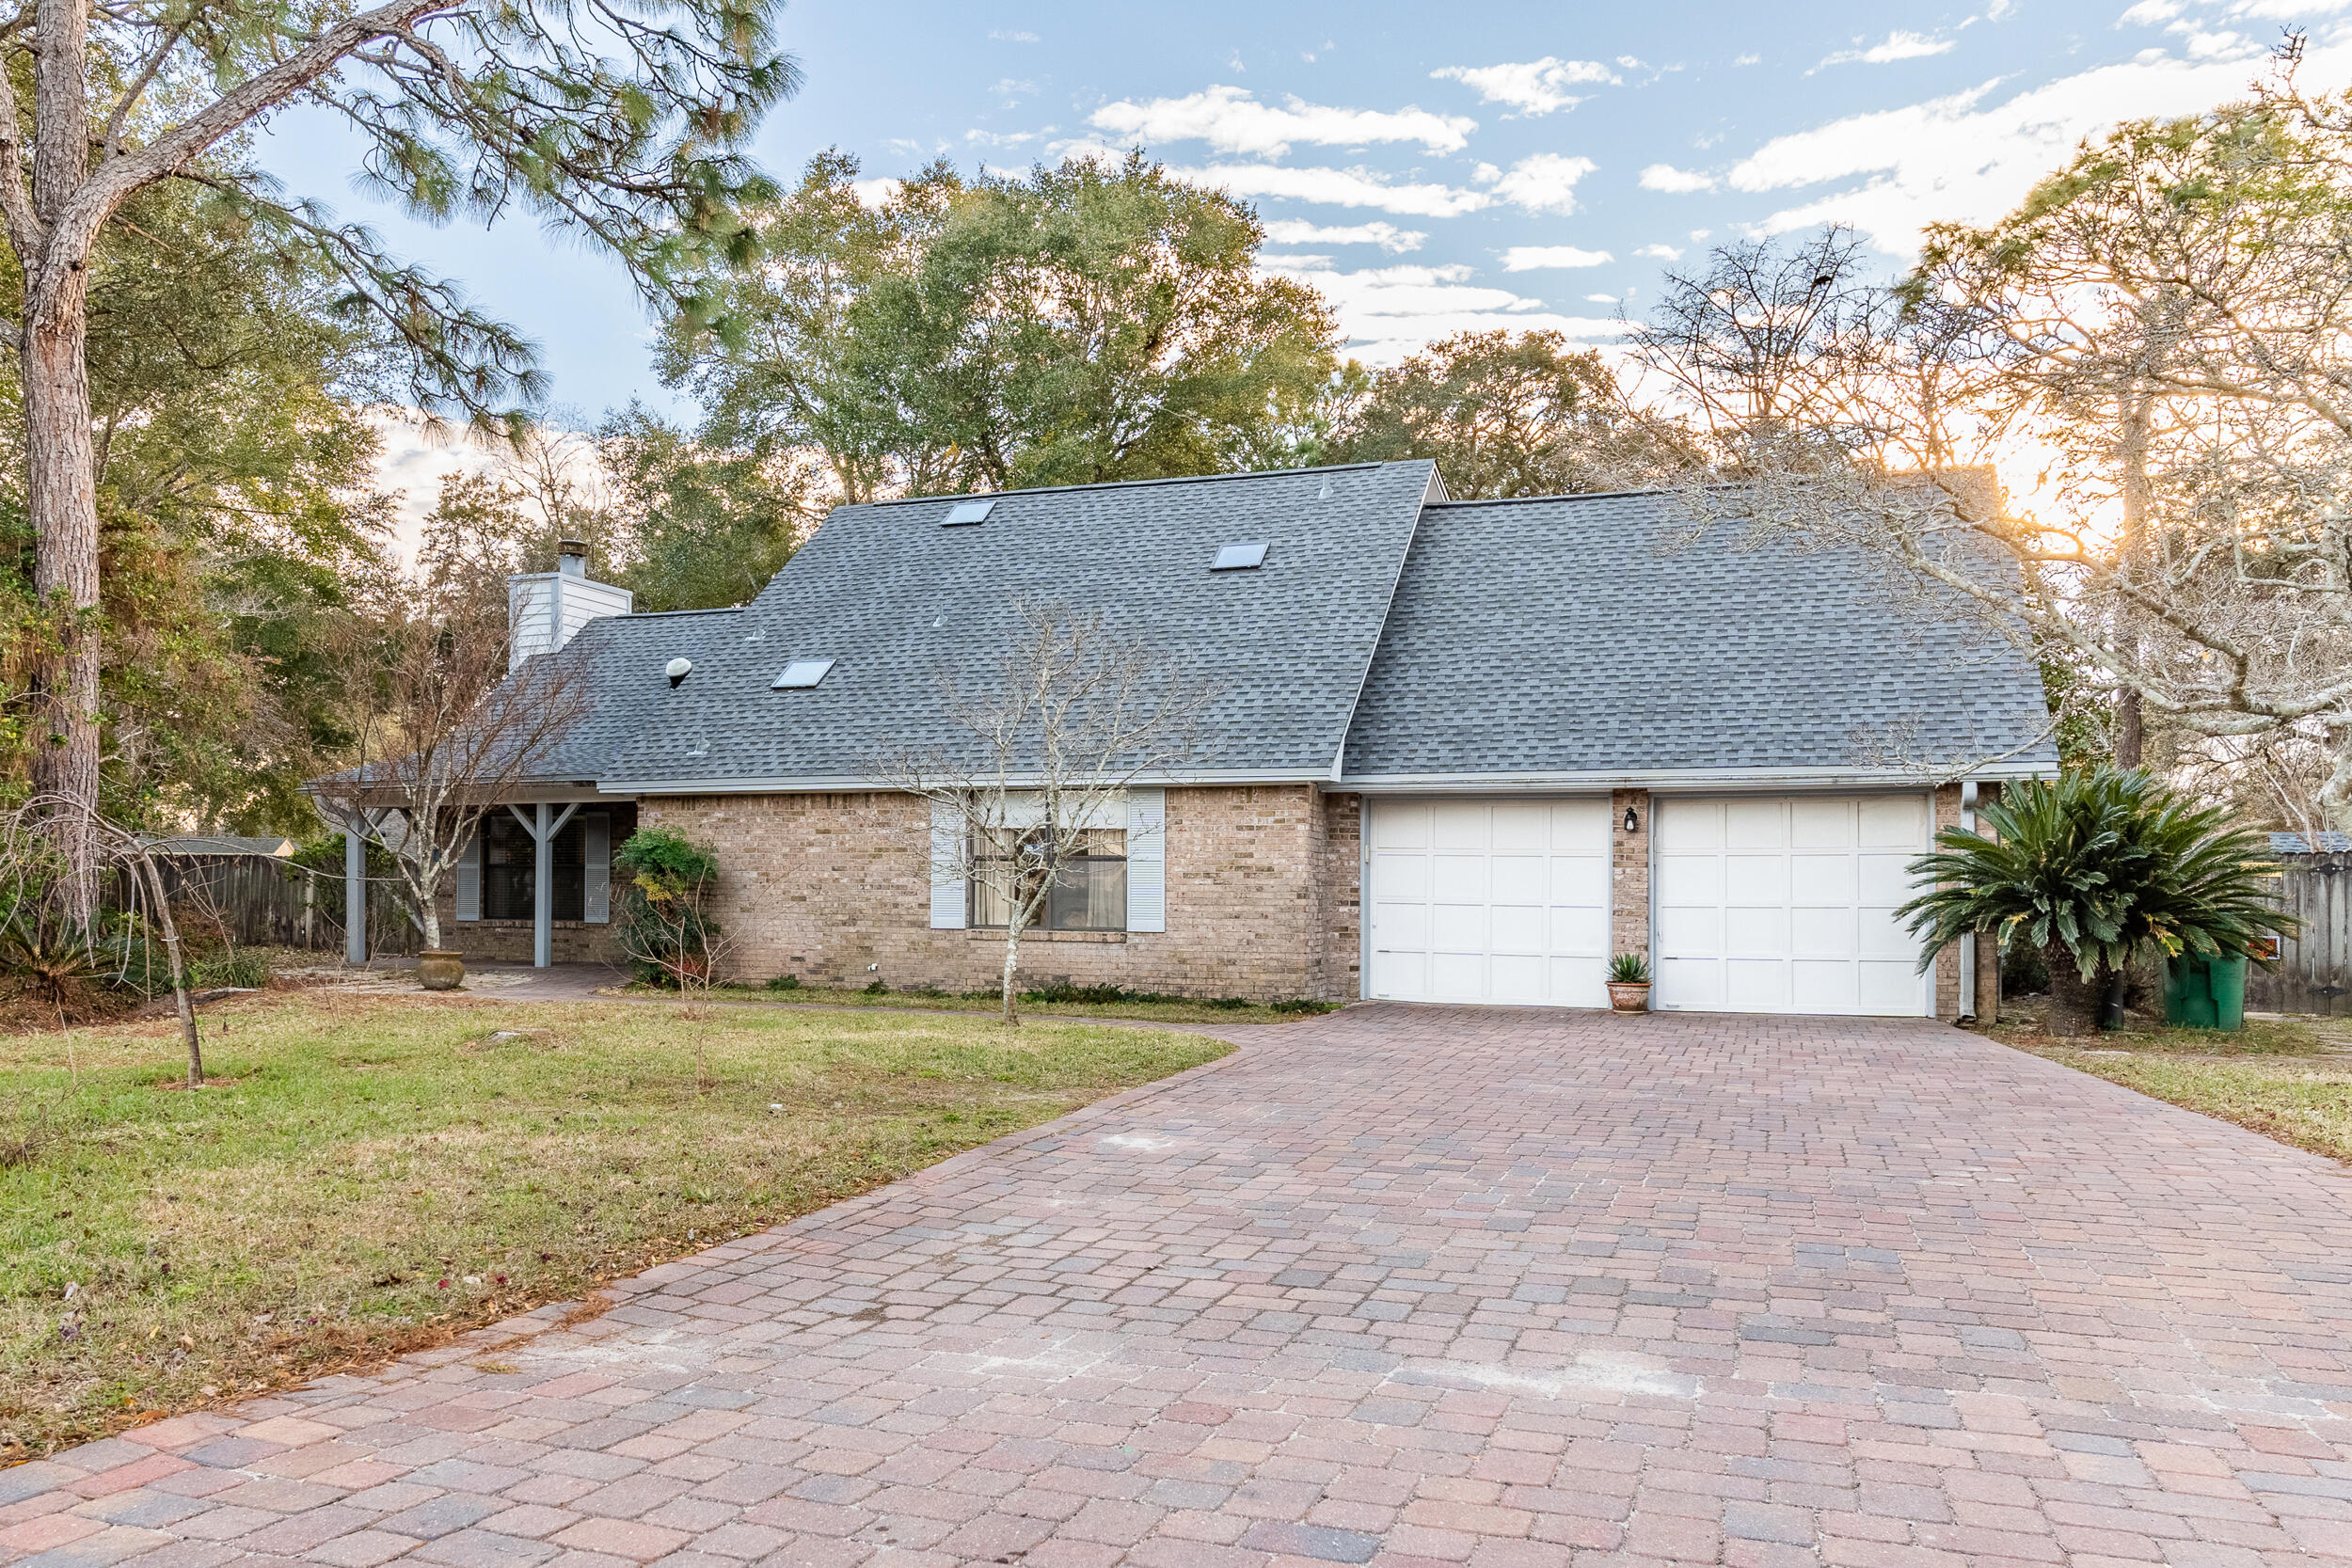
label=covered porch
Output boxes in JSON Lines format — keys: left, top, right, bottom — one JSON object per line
{"left": 342, "top": 796, "right": 639, "bottom": 969}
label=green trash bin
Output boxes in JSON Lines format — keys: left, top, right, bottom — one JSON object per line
{"left": 2164, "top": 953, "right": 2249, "bottom": 1031}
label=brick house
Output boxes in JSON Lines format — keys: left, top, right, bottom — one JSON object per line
{"left": 351, "top": 459, "right": 2053, "bottom": 1019}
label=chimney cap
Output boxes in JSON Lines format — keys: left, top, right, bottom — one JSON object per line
{"left": 557, "top": 537, "right": 588, "bottom": 557}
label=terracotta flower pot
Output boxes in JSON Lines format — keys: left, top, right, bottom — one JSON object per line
{"left": 415, "top": 950, "right": 467, "bottom": 991}
{"left": 1606, "top": 980, "right": 1651, "bottom": 1013}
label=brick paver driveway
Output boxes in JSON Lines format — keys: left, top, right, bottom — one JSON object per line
{"left": 8, "top": 1007, "right": 2352, "bottom": 1568}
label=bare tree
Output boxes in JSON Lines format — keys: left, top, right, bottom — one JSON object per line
{"left": 1630, "top": 112, "right": 2352, "bottom": 826}
{"left": 0, "top": 793, "right": 203, "bottom": 1084}
{"left": 870, "top": 597, "right": 1210, "bottom": 1025}
{"left": 316, "top": 585, "right": 587, "bottom": 953}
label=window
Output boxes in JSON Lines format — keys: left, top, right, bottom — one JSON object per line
{"left": 1211, "top": 541, "right": 1269, "bottom": 571}
{"left": 479, "top": 806, "right": 635, "bottom": 921}
{"left": 943, "top": 499, "right": 995, "bottom": 526}
{"left": 970, "top": 827, "right": 1127, "bottom": 931}
{"left": 772, "top": 658, "right": 834, "bottom": 689}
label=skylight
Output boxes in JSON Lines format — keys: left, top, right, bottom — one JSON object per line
{"left": 943, "top": 499, "right": 995, "bottom": 526}
{"left": 1211, "top": 541, "right": 1270, "bottom": 571}
{"left": 771, "top": 658, "right": 835, "bottom": 689}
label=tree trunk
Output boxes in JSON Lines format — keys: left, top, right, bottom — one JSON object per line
{"left": 22, "top": 301, "right": 103, "bottom": 925}
{"left": 2114, "top": 689, "right": 2143, "bottom": 769}
{"left": 1000, "top": 927, "right": 1021, "bottom": 1027}
{"left": 2043, "top": 947, "right": 2106, "bottom": 1037}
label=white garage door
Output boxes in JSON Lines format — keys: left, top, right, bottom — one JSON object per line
{"left": 1655, "top": 795, "right": 1933, "bottom": 1016}
{"left": 1367, "top": 798, "right": 1611, "bottom": 1006}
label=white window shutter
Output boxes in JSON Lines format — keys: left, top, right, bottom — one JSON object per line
{"left": 1126, "top": 787, "right": 1166, "bottom": 933}
{"left": 930, "top": 798, "right": 967, "bottom": 929}
{"left": 454, "top": 827, "right": 482, "bottom": 922}
{"left": 582, "top": 813, "right": 612, "bottom": 924}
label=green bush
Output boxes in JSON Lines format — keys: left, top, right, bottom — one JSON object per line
{"left": 765, "top": 973, "right": 801, "bottom": 990}
{"left": 195, "top": 947, "right": 270, "bottom": 990}
{"left": 612, "top": 828, "right": 722, "bottom": 987}
{"left": 1901, "top": 767, "right": 2286, "bottom": 1034}
{"left": 1270, "top": 998, "right": 1334, "bottom": 1015}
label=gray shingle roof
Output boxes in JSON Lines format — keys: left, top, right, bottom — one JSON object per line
{"left": 601, "top": 462, "right": 1438, "bottom": 788}
{"left": 1340, "top": 491, "right": 2057, "bottom": 780}
{"left": 522, "top": 607, "right": 741, "bottom": 784}
{"left": 2272, "top": 831, "right": 2351, "bottom": 855}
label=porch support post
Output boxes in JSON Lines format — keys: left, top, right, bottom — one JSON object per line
{"left": 344, "top": 826, "right": 367, "bottom": 965}
{"left": 534, "top": 801, "right": 554, "bottom": 969}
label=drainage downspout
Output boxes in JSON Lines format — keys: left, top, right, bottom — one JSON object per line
{"left": 1958, "top": 781, "right": 1979, "bottom": 1022}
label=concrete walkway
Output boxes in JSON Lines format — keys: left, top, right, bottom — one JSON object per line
{"left": 6, "top": 1006, "right": 2351, "bottom": 1568}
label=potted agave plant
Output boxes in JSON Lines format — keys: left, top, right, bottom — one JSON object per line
{"left": 1607, "top": 953, "right": 1652, "bottom": 1012}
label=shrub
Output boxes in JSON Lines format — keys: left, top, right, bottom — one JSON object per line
{"left": 765, "top": 973, "right": 802, "bottom": 990}
{"left": 1900, "top": 768, "right": 2286, "bottom": 1036}
{"left": 1271, "top": 998, "right": 1333, "bottom": 1015}
{"left": 863, "top": 977, "right": 887, "bottom": 995}
{"left": 195, "top": 947, "right": 270, "bottom": 990}
{"left": 612, "top": 829, "right": 723, "bottom": 987}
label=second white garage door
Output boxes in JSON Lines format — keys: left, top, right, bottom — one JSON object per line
{"left": 1654, "top": 794, "right": 1933, "bottom": 1017}
{"left": 1367, "top": 798, "right": 1611, "bottom": 1006}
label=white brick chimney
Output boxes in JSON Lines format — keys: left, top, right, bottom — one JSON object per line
{"left": 507, "top": 538, "right": 632, "bottom": 672}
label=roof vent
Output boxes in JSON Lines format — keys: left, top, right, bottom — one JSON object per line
{"left": 665, "top": 657, "right": 692, "bottom": 689}
{"left": 771, "top": 658, "right": 835, "bottom": 689}
{"left": 943, "top": 499, "right": 995, "bottom": 527}
{"left": 1211, "top": 542, "right": 1269, "bottom": 572}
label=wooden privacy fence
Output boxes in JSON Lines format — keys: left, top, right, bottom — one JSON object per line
{"left": 2250, "top": 851, "right": 2350, "bottom": 1016}
{"left": 112, "top": 853, "right": 421, "bottom": 957}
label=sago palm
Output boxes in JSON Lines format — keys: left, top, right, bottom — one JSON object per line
{"left": 1899, "top": 768, "right": 2286, "bottom": 1036}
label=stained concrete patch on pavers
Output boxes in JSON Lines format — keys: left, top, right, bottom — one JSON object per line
{"left": 9, "top": 1005, "right": 2352, "bottom": 1567}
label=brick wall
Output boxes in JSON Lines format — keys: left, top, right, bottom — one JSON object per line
{"left": 1932, "top": 781, "right": 1963, "bottom": 1020}
{"left": 638, "top": 784, "right": 1363, "bottom": 1004}
{"left": 434, "top": 909, "right": 626, "bottom": 966}
{"left": 1611, "top": 788, "right": 1651, "bottom": 964}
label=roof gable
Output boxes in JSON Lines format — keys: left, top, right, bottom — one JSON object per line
{"left": 602, "top": 462, "right": 1438, "bottom": 788}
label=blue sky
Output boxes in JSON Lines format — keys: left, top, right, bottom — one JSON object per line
{"left": 252, "top": 0, "right": 2352, "bottom": 515}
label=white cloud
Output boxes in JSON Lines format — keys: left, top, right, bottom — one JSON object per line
{"left": 1261, "top": 218, "right": 1428, "bottom": 252}
{"left": 1734, "top": 52, "right": 1762, "bottom": 66}
{"left": 1632, "top": 243, "right": 1685, "bottom": 260}
{"left": 988, "top": 27, "right": 1039, "bottom": 41}
{"left": 1640, "top": 163, "right": 1717, "bottom": 193}
{"left": 1429, "top": 56, "right": 1620, "bottom": 115}
{"left": 1734, "top": 40, "right": 2352, "bottom": 253}
{"left": 850, "top": 177, "right": 902, "bottom": 208}
{"left": 1817, "top": 30, "right": 1958, "bottom": 70}
{"left": 1260, "top": 256, "right": 1626, "bottom": 364}
{"left": 1488, "top": 152, "right": 1598, "bottom": 214}
{"left": 1585, "top": 293, "right": 1619, "bottom": 303}
{"left": 1090, "top": 86, "right": 1476, "bottom": 156}
{"left": 1171, "top": 163, "right": 1493, "bottom": 216}
{"left": 1500, "top": 245, "right": 1613, "bottom": 270}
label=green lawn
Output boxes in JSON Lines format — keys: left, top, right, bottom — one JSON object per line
{"left": 1994, "top": 1010, "right": 2352, "bottom": 1166}
{"left": 0, "top": 991, "right": 1229, "bottom": 1460}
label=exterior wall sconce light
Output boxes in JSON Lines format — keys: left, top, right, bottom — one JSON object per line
{"left": 1623, "top": 805, "right": 1640, "bottom": 833}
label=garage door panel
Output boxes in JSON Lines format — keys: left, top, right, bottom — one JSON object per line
{"left": 1859, "top": 796, "right": 1925, "bottom": 847}
{"left": 1724, "top": 854, "right": 1788, "bottom": 905}
{"left": 1432, "top": 801, "right": 1487, "bottom": 850}
{"left": 1791, "top": 960, "right": 1856, "bottom": 1013}
{"left": 1366, "top": 797, "right": 1612, "bottom": 1007}
{"left": 1432, "top": 853, "right": 1486, "bottom": 902}
{"left": 1429, "top": 951, "right": 1485, "bottom": 999}
{"left": 1491, "top": 801, "right": 1549, "bottom": 850}
{"left": 1550, "top": 906, "right": 1607, "bottom": 954}
{"left": 1725, "top": 800, "right": 1787, "bottom": 849}
{"left": 1726, "top": 959, "right": 1788, "bottom": 1010}
{"left": 1789, "top": 798, "right": 1853, "bottom": 847}
{"left": 1790, "top": 854, "right": 1855, "bottom": 903}
{"left": 1373, "top": 802, "right": 1430, "bottom": 849}
{"left": 1659, "top": 801, "right": 1722, "bottom": 851}
{"left": 1655, "top": 795, "right": 1931, "bottom": 1017}
{"left": 1858, "top": 960, "right": 1924, "bottom": 1012}
{"left": 1489, "top": 904, "right": 1546, "bottom": 952}
{"left": 1790, "top": 906, "right": 1857, "bottom": 958}
{"left": 1490, "top": 953, "right": 1545, "bottom": 1002}
{"left": 1372, "top": 851, "right": 1429, "bottom": 899}
{"left": 1490, "top": 854, "right": 1546, "bottom": 904}
{"left": 1658, "top": 854, "right": 1722, "bottom": 905}
{"left": 1657, "top": 905, "right": 1720, "bottom": 951}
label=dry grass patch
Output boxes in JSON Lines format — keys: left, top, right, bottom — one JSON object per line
{"left": 0, "top": 990, "right": 1228, "bottom": 1459}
